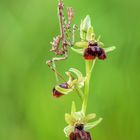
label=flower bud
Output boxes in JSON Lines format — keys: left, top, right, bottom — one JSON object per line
{"left": 52, "top": 83, "right": 68, "bottom": 98}
{"left": 69, "top": 124, "right": 92, "bottom": 140}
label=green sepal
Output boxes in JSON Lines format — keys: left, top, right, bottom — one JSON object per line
{"left": 71, "top": 47, "right": 84, "bottom": 55}
{"left": 74, "top": 41, "right": 88, "bottom": 48}
{"left": 83, "top": 113, "right": 96, "bottom": 123}
{"left": 98, "top": 41, "right": 104, "bottom": 47}
{"left": 80, "top": 15, "right": 91, "bottom": 32}
{"left": 80, "top": 15, "right": 91, "bottom": 40}
{"left": 104, "top": 46, "right": 116, "bottom": 53}
{"left": 65, "top": 113, "right": 75, "bottom": 125}
{"left": 84, "top": 118, "right": 103, "bottom": 130}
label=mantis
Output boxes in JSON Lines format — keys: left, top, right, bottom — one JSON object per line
{"left": 46, "top": 0, "right": 78, "bottom": 82}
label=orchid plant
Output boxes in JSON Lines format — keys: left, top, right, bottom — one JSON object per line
{"left": 47, "top": 1, "right": 115, "bottom": 140}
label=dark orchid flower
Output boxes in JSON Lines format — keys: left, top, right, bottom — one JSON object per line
{"left": 64, "top": 102, "right": 103, "bottom": 139}
{"left": 83, "top": 42, "right": 106, "bottom": 60}
{"left": 52, "top": 68, "right": 85, "bottom": 98}
{"left": 53, "top": 83, "right": 69, "bottom": 97}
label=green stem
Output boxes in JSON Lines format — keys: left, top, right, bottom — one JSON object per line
{"left": 82, "top": 60, "right": 96, "bottom": 114}
{"left": 75, "top": 87, "right": 84, "bottom": 101}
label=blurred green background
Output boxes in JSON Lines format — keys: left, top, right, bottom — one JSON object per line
{"left": 0, "top": 0, "right": 140, "bottom": 140}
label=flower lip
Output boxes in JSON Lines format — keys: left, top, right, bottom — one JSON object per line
{"left": 84, "top": 42, "right": 106, "bottom": 60}
{"left": 83, "top": 47, "right": 96, "bottom": 60}
{"left": 97, "top": 48, "right": 106, "bottom": 60}
{"left": 69, "top": 124, "right": 92, "bottom": 140}
{"left": 52, "top": 82, "right": 69, "bottom": 98}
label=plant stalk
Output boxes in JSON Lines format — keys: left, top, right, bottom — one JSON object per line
{"left": 82, "top": 60, "right": 95, "bottom": 114}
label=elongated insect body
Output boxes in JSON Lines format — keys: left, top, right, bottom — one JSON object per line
{"left": 47, "top": 0, "right": 78, "bottom": 83}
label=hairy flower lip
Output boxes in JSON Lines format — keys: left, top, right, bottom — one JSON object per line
{"left": 97, "top": 48, "right": 106, "bottom": 60}
{"left": 83, "top": 42, "right": 107, "bottom": 60}
{"left": 83, "top": 47, "right": 96, "bottom": 60}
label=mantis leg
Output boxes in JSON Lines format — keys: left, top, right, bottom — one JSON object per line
{"left": 46, "top": 53, "right": 68, "bottom": 83}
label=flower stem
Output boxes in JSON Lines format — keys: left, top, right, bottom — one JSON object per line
{"left": 82, "top": 60, "right": 95, "bottom": 114}
{"left": 75, "top": 87, "right": 84, "bottom": 101}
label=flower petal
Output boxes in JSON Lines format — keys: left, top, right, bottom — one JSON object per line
{"left": 64, "top": 125, "right": 74, "bottom": 137}
{"left": 55, "top": 85, "right": 73, "bottom": 95}
{"left": 84, "top": 118, "right": 103, "bottom": 130}
{"left": 71, "top": 47, "right": 84, "bottom": 54}
{"left": 74, "top": 41, "right": 88, "bottom": 48}
{"left": 81, "top": 15, "right": 91, "bottom": 32}
{"left": 104, "top": 46, "right": 116, "bottom": 53}
{"left": 65, "top": 113, "right": 76, "bottom": 125}
{"left": 69, "top": 68, "right": 83, "bottom": 81}
{"left": 72, "top": 111, "right": 85, "bottom": 121}
{"left": 83, "top": 113, "right": 96, "bottom": 123}
{"left": 86, "top": 26, "right": 95, "bottom": 41}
